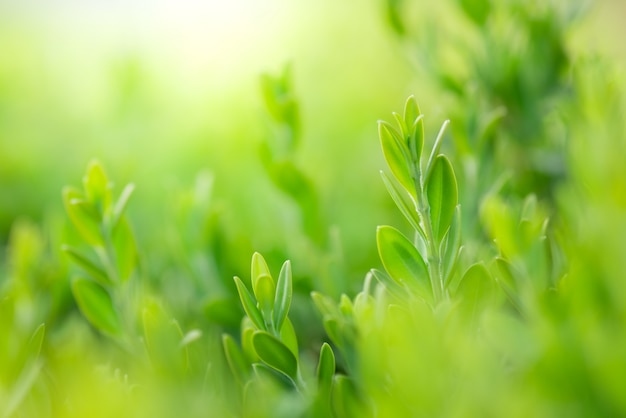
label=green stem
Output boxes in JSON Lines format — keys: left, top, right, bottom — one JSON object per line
{"left": 412, "top": 161, "right": 445, "bottom": 304}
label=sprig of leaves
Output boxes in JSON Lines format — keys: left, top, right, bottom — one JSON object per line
{"left": 376, "top": 97, "right": 461, "bottom": 305}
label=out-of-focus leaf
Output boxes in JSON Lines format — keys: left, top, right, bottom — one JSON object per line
{"left": 72, "top": 278, "right": 121, "bottom": 335}
{"left": 426, "top": 155, "right": 458, "bottom": 243}
{"left": 457, "top": 263, "right": 494, "bottom": 317}
{"left": 376, "top": 225, "right": 431, "bottom": 300}
{"left": 222, "top": 334, "right": 250, "bottom": 386}
{"left": 234, "top": 277, "right": 265, "bottom": 331}
{"left": 317, "top": 342, "right": 335, "bottom": 392}
{"left": 273, "top": 260, "right": 292, "bottom": 333}
{"left": 62, "top": 245, "right": 110, "bottom": 285}
{"left": 252, "top": 331, "right": 298, "bottom": 381}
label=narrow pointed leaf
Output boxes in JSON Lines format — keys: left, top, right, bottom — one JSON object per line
{"left": 253, "top": 273, "right": 275, "bottom": 321}
{"left": 426, "top": 155, "right": 458, "bottom": 243}
{"left": 234, "top": 276, "right": 265, "bottom": 331}
{"left": 273, "top": 260, "right": 292, "bottom": 332}
{"left": 379, "top": 121, "right": 415, "bottom": 197}
{"left": 222, "top": 334, "right": 250, "bottom": 386}
{"left": 317, "top": 342, "right": 335, "bottom": 392}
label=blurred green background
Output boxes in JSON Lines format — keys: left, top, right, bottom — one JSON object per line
{"left": 2, "top": 1, "right": 626, "bottom": 416}
{"left": 0, "top": 0, "right": 624, "bottom": 281}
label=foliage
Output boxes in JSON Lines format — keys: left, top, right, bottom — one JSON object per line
{"left": 1, "top": 1, "right": 626, "bottom": 417}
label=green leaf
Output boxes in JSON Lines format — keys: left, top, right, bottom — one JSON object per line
{"left": 379, "top": 121, "right": 415, "bottom": 197}
{"left": 251, "top": 252, "right": 271, "bottom": 290}
{"left": 279, "top": 317, "right": 299, "bottom": 359}
{"left": 426, "top": 155, "right": 458, "bottom": 243}
{"left": 252, "top": 331, "right": 298, "bottom": 380}
{"left": 253, "top": 274, "right": 275, "bottom": 321}
{"left": 234, "top": 277, "right": 266, "bottom": 331}
{"left": 317, "top": 342, "right": 335, "bottom": 392}
{"left": 403, "top": 96, "right": 420, "bottom": 132}
{"left": 380, "top": 171, "right": 425, "bottom": 240}
{"left": 62, "top": 245, "right": 110, "bottom": 286}
{"left": 457, "top": 263, "right": 494, "bottom": 317}
{"left": 273, "top": 260, "right": 292, "bottom": 333}
{"left": 376, "top": 225, "right": 431, "bottom": 300}
{"left": 72, "top": 278, "right": 121, "bottom": 335}
{"left": 222, "top": 334, "right": 250, "bottom": 386}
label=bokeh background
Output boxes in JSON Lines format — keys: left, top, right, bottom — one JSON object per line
{"left": 0, "top": 0, "right": 624, "bottom": 281}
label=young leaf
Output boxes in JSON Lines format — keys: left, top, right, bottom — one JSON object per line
{"left": 317, "top": 342, "right": 335, "bottom": 392}
{"left": 426, "top": 155, "right": 458, "bottom": 243}
{"left": 252, "top": 330, "right": 298, "bottom": 381}
{"left": 72, "top": 278, "right": 121, "bottom": 335}
{"left": 253, "top": 273, "right": 275, "bottom": 321}
{"left": 62, "top": 245, "right": 110, "bottom": 285}
{"left": 273, "top": 260, "right": 292, "bottom": 333}
{"left": 222, "top": 334, "right": 250, "bottom": 386}
{"left": 403, "top": 96, "right": 420, "bottom": 132}
{"left": 251, "top": 252, "right": 271, "bottom": 290}
{"left": 376, "top": 225, "right": 431, "bottom": 299}
{"left": 234, "top": 277, "right": 266, "bottom": 331}
{"left": 410, "top": 115, "right": 425, "bottom": 164}
{"left": 379, "top": 121, "right": 415, "bottom": 197}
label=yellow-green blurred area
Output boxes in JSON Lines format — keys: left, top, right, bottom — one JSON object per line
{"left": 2, "top": 0, "right": 626, "bottom": 415}
{"left": 0, "top": 0, "right": 427, "bottom": 287}
{"left": 0, "top": 0, "right": 624, "bottom": 281}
